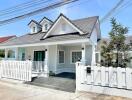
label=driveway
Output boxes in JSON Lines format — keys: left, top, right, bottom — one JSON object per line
{"left": 0, "top": 80, "right": 131, "bottom": 100}
{"left": 28, "top": 72, "right": 76, "bottom": 92}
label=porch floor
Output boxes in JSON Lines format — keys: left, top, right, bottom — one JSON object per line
{"left": 27, "top": 72, "right": 76, "bottom": 92}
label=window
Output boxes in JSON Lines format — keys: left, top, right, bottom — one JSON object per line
{"left": 7, "top": 50, "right": 15, "bottom": 58}
{"left": 0, "top": 49, "right": 5, "bottom": 58}
{"left": 45, "top": 24, "right": 48, "bottom": 30}
{"left": 95, "top": 52, "right": 100, "bottom": 64}
{"left": 32, "top": 26, "right": 36, "bottom": 33}
{"left": 71, "top": 51, "right": 82, "bottom": 63}
{"left": 59, "top": 51, "right": 64, "bottom": 64}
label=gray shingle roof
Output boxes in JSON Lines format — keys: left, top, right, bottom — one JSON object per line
{"left": 0, "top": 15, "right": 98, "bottom": 47}
{"left": 0, "top": 33, "right": 88, "bottom": 46}
{"left": 72, "top": 16, "right": 98, "bottom": 35}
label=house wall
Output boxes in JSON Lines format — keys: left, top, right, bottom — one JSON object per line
{"left": 90, "top": 27, "right": 97, "bottom": 45}
{"left": 56, "top": 44, "right": 93, "bottom": 74}
{"left": 48, "top": 45, "right": 57, "bottom": 73}
{"left": 25, "top": 46, "right": 46, "bottom": 60}
{"left": 18, "top": 44, "right": 93, "bottom": 74}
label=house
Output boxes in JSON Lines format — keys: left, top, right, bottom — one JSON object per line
{"left": 96, "top": 36, "right": 132, "bottom": 67}
{"left": 0, "top": 14, "right": 101, "bottom": 76}
{"left": 0, "top": 35, "right": 16, "bottom": 43}
{"left": 0, "top": 35, "right": 16, "bottom": 59}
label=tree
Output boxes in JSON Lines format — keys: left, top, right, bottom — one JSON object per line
{"left": 101, "top": 18, "right": 130, "bottom": 67}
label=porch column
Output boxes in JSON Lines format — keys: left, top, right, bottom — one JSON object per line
{"left": 44, "top": 47, "right": 49, "bottom": 77}
{"left": 91, "top": 45, "right": 96, "bottom": 66}
{"left": 81, "top": 44, "right": 86, "bottom": 65}
{"left": 15, "top": 48, "right": 18, "bottom": 60}
{"left": 5, "top": 49, "right": 8, "bottom": 60}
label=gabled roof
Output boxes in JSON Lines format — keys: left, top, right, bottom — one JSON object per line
{"left": 0, "top": 35, "right": 16, "bottom": 43}
{"left": 0, "top": 14, "right": 100, "bottom": 47}
{"left": 41, "top": 13, "right": 99, "bottom": 39}
{"left": 39, "top": 17, "right": 53, "bottom": 24}
{"left": 72, "top": 16, "right": 99, "bottom": 36}
{"left": 28, "top": 20, "right": 42, "bottom": 27}
{"left": 0, "top": 32, "right": 88, "bottom": 47}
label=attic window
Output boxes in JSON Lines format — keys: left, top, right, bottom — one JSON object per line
{"left": 62, "top": 23, "right": 66, "bottom": 31}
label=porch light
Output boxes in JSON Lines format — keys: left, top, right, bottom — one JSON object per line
{"left": 82, "top": 47, "right": 84, "bottom": 50}
{"left": 45, "top": 49, "right": 47, "bottom": 51}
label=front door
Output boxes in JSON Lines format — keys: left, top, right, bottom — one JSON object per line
{"left": 33, "top": 51, "right": 45, "bottom": 72}
{"left": 34, "top": 51, "right": 45, "bottom": 61}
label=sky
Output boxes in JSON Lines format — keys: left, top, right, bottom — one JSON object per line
{"left": 0, "top": 0, "right": 131, "bottom": 38}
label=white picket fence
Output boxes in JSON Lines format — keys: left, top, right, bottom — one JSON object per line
{"left": 0, "top": 61, "right": 32, "bottom": 81}
{"left": 76, "top": 62, "right": 132, "bottom": 98}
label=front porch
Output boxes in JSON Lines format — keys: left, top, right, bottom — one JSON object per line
{"left": 0, "top": 41, "right": 96, "bottom": 78}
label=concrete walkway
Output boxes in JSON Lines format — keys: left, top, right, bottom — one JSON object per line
{"left": 0, "top": 80, "right": 131, "bottom": 100}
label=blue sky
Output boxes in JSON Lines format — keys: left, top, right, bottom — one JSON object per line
{"left": 0, "top": 0, "right": 131, "bottom": 37}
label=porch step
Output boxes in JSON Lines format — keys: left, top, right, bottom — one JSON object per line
{"left": 28, "top": 77, "right": 76, "bottom": 92}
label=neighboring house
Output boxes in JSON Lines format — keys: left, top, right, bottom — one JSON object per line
{"left": 0, "top": 14, "right": 101, "bottom": 75}
{"left": 0, "top": 35, "right": 16, "bottom": 59}
{"left": 96, "top": 36, "right": 132, "bottom": 67}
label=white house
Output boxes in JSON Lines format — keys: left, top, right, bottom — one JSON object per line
{"left": 0, "top": 14, "right": 101, "bottom": 76}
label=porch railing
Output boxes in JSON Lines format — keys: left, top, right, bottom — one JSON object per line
{"left": 0, "top": 60, "right": 48, "bottom": 81}
{"left": 32, "top": 61, "right": 46, "bottom": 72}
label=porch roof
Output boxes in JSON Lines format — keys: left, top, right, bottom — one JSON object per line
{"left": 0, "top": 32, "right": 89, "bottom": 47}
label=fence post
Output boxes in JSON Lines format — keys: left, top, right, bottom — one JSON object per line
{"left": 0, "top": 61, "right": 2, "bottom": 78}
{"left": 76, "top": 62, "right": 81, "bottom": 91}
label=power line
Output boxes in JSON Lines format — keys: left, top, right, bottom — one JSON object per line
{"left": 113, "top": 0, "right": 132, "bottom": 16}
{"left": 100, "top": 0, "right": 125, "bottom": 23}
{"left": 0, "top": 0, "right": 54, "bottom": 16}
{"left": 0, "top": 0, "right": 79, "bottom": 26}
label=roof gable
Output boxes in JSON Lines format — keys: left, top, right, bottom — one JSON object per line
{"left": 28, "top": 20, "right": 41, "bottom": 27}
{"left": 39, "top": 17, "right": 53, "bottom": 25}
{"left": 42, "top": 14, "right": 85, "bottom": 39}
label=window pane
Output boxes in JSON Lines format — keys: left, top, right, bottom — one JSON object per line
{"left": 72, "top": 51, "right": 82, "bottom": 63}
{"left": 59, "top": 51, "right": 64, "bottom": 63}
{"left": 0, "top": 50, "right": 5, "bottom": 58}
{"left": 8, "top": 50, "right": 15, "bottom": 58}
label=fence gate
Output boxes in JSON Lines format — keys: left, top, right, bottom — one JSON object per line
{"left": 0, "top": 61, "right": 32, "bottom": 81}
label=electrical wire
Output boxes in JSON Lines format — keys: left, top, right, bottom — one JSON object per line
{"left": 0, "top": 0, "right": 79, "bottom": 26}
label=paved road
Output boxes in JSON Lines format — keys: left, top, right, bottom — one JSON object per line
{"left": 0, "top": 80, "right": 131, "bottom": 100}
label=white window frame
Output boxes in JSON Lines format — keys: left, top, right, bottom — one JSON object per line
{"left": 7, "top": 49, "right": 15, "bottom": 59}
{"left": 32, "top": 26, "right": 36, "bottom": 33}
{"left": 95, "top": 52, "right": 101, "bottom": 64}
{"left": 58, "top": 50, "right": 65, "bottom": 64}
{"left": 70, "top": 50, "right": 82, "bottom": 64}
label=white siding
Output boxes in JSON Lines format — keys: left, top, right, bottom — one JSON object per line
{"left": 48, "top": 18, "right": 77, "bottom": 36}
{"left": 48, "top": 45, "right": 57, "bottom": 73}
{"left": 90, "top": 27, "right": 97, "bottom": 45}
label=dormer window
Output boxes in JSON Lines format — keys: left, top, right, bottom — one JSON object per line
{"left": 32, "top": 26, "right": 36, "bottom": 33}
{"left": 45, "top": 24, "right": 48, "bottom": 31}
{"left": 28, "top": 20, "right": 42, "bottom": 34}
